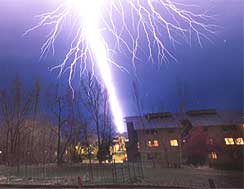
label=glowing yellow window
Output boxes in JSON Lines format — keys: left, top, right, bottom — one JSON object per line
{"left": 235, "top": 138, "right": 244, "bottom": 145}
{"left": 147, "top": 140, "right": 152, "bottom": 147}
{"left": 137, "top": 142, "right": 140, "bottom": 149}
{"left": 147, "top": 140, "right": 159, "bottom": 147}
{"left": 209, "top": 152, "right": 217, "bottom": 159}
{"left": 153, "top": 140, "right": 159, "bottom": 147}
{"left": 225, "top": 138, "right": 234, "bottom": 145}
{"left": 170, "top": 139, "right": 178, "bottom": 147}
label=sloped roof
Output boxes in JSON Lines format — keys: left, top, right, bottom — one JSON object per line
{"left": 125, "top": 114, "right": 180, "bottom": 130}
{"left": 185, "top": 110, "right": 242, "bottom": 127}
{"left": 125, "top": 110, "right": 243, "bottom": 130}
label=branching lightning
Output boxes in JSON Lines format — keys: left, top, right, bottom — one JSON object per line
{"left": 24, "top": 0, "right": 217, "bottom": 133}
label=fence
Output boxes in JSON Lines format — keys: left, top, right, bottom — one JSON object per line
{"left": 0, "top": 161, "right": 144, "bottom": 185}
{"left": 1, "top": 162, "right": 240, "bottom": 188}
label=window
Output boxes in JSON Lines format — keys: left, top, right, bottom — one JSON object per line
{"left": 153, "top": 140, "right": 159, "bottom": 147}
{"left": 168, "top": 129, "right": 175, "bottom": 133}
{"left": 225, "top": 138, "right": 235, "bottom": 145}
{"left": 209, "top": 152, "right": 218, "bottom": 160}
{"left": 137, "top": 142, "right": 140, "bottom": 149}
{"left": 147, "top": 140, "right": 160, "bottom": 148}
{"left": 145, "top": 129, "right": 158, "bottom": 135}
{"left": 147, "top": 140, "right": 152, "bottom": 147}
{"left": 147, "top": 153, "right": 160, "bottom": 160}
{"left": 170, "top": 139, "right": 178, "bottom": 147}
{"left": 127, "top": 122, "right": 134, "bottom": 127}
{"left": 209, "top": 138, "right": 213, "bottom": 145}
{"left": 151, "top": 129, "right": 158, "bottom": 135}
{"left": 222, "top": 126, "right": 236, "bottom": 131}
{"left": 235, "top": 138, "right": 244, "bottom": 145}
{"left": 147, "top": 153, "right": 153, "bottom": 160}
{"left": 145, "top": 130, "right": 150, "bottom": 135}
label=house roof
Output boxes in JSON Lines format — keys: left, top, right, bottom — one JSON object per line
{"left": 125, "top": 113, "right": 180, "bottom": 130}
{"left": 125, "top": 110, "right": 243, "bottom": 130}
{"left": 185, "top": 110, "right": 242, "bottom": 127}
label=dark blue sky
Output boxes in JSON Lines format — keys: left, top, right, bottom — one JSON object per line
{"left": 0, "top": 0, "right": 243, "bottom": 117}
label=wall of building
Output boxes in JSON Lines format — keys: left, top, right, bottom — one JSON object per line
{"left": 206, "top": 125, "right": 244, "bottom": 169}
{"left": 136, "top": 128, "right": 181, "bottom": 167}
{"left": 126, "top": 118, "right": 244, "bottom": 169}
{"left": 125, "top": 122, "right": 140, "bottom": 162}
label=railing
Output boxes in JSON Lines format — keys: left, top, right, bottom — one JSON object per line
{"left": 0, "top": 162, "right": 242, "bottom": 188}
{"left": 0, "top": 161, "right": 144, "bottom": 185}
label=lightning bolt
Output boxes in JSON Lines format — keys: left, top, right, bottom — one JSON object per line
{"left": 24, "top": 0, "right": 218, "bottom": 133}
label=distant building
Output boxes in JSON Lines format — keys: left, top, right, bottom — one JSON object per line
{"left": 110, "top": 134, "right": 128, "bottom": 163}
{"left": 125, "top": 109, "right": 244, "bottom": 169}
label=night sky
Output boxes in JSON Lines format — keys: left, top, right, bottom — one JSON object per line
{"left": 0, "top": 0, "right": 243, "bottom": 117}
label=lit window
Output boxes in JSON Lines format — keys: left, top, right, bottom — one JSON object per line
{"left": 114, "top": 144, "right": 120, "bottom": 152}
{"left": 153, "top": 140, "right": 159, "bottom": 147}
{"left": 81, "top": 149, "right": 85, "bottom": 154}
{"left": 209, "top": 138, "right": 213, "bottom": 145}
{"left": 147, "top": 140, "right": 159, "bottom": 148}
{"left": 209, "top": 152, "right": 218, "bottom": 159}
{"left": 147, "top": 140, "right": 152, "bottom": 147}
{"left": 137, "top": 142, "right": 140, "bottom": 149}
{"left": 235, "top": 138, "right": 244, "bottom": 145}
{"left": 170, "top": 139, "right": 178, "bottom": 147}
{"left": 225, "top": 138, "right": 235, "bottom": 145}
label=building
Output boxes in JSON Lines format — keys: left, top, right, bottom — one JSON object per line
{"left": 110, "top": 134, "right": 128, "bottom": 163}
{"left": 125, "top": 109, "right": 244, "bottom": 169}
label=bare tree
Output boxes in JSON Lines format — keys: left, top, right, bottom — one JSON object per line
{"left": 68, "top": 89, "right": 89, "bottom": 163}
{"left": 97, "top": 89, "right": 114, "bottom": 162}
{"left": 0, "top": 75, "right": 41, "bottom": 166}
{"left": 46, "top": 84, "right": 69, "bottom": 165}
{"left": 80, "top": 73, "right": 114, "bottom": 163}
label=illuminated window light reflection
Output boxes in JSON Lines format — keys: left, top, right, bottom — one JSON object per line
{"left": 235, "top": 137, "right": 244, "bottom": 145}
{"left": 170, "top": 139, "right": 178, "bottom": 147}
{"left": 147, "top": 140, "right": 160, "bottom": 148}
{"left": 209, "top": 152, "right": 218, "bottom": 160}
{"left": 225, "top": 138, "right": 235, "bottom": 145}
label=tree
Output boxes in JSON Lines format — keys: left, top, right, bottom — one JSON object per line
{"left": 80, "top": 73, "right": 114, "bottom": 163}
{"left": 46, "top": 84, "right": 70, "bottom": 165}
{"left": 0, "top": 75, "right": 41, "bottom": 166}
{"left": 183, "top": 126, "right": 220, "bottom": 166}
{"left": 97, "top": 89, "right": 114, "bottom": 162}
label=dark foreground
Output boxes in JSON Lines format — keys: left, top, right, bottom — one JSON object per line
{"left": 0, "top": 164, "right": 243, "bottom": 188}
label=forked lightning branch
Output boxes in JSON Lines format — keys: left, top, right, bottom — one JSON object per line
{"left": 24, "top": 0, "right": 217, "bottom": 133}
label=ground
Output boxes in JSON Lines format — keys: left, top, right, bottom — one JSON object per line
{"left": 143, "top": 166, "right": 243, "bottom": 188}
{"left": 0, "top": 164, "right": 243, "bottom": 188}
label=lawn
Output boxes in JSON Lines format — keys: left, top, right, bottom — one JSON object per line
{"left": 142, "top": 166, "right": 243, "bottom": 188}
{"left": 0, "top": 164, "right": 243, "bottom": 188}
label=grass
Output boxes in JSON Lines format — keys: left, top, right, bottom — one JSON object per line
{"left": 0, "top": 164, "right": 243, "bottom": 188}
{"left": 142, "top": 166, "right": 243, "bottom": 188}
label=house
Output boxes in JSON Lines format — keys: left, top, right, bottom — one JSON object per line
{"left": 125, "top": 109, "right": 244, "bottom": 169}
{"left": 110, "top": 134, "right": 128, "bottom": 163}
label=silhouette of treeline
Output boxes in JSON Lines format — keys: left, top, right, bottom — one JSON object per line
{"left": 0, "top": 73, "right": 115, "bottom": 166}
